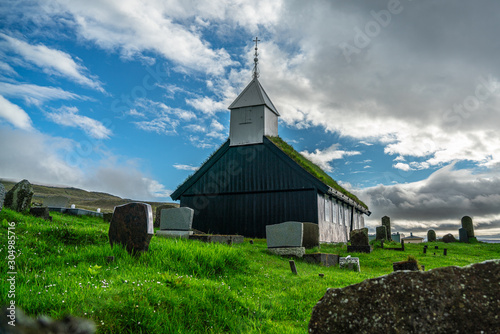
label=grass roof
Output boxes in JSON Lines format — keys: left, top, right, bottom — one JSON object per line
{"left": 266, "top": 136, "right": 368, "bottom": 209}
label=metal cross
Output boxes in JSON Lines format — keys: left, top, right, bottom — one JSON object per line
{"left": 253, "top": 37, "right": 260, "bottom": 78}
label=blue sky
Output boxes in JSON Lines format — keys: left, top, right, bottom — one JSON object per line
{"left": 1, "top": 0, "right": 500, "bottom": 238}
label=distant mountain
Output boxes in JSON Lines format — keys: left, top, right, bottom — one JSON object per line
{"left": 0, "top": 179, "right": 178, "bottom": 213}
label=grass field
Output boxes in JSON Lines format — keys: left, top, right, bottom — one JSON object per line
{"left": 1, "top": 208, "right": 499, "bottom": 333}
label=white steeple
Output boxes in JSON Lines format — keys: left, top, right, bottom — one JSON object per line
{"left": 229, "top": 37, "right": 279, "bottom": 146}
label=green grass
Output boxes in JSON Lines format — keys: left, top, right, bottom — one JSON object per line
{"left": 1, "top": 208, "right": 499, "bottom": 333}
{"left": 266, "top": 136, "right": 368, "bottom": 209}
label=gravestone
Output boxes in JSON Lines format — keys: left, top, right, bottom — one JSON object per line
{"left": 267, "top": 247, "right": 305, "bottom": 258}
{"left": 4, "top": 179, "right": 33, "bottom": 212}
{"left": 302, "top": 223, "right": 320, "bottom": 249}
{"left": 0, "top": 183, "right": 5, "bottom": 212}
{"left": 154, "top": 203, "right": 179, "bottom": 227}
{"left": 347, "top": 228, "right": 371, "bottom": 253}
{"left": 108, "top": 202, "right": 153, "bottom": 255}
{"left": 309, "top": 260, "right": 500, "bottom": 334}
{"left": 459, "top": 227, "right": 469, "bottom": 243}
{"left": 160, "top": 207, "right": 194, "bottom": 230}
{"left": 30, "top": 207, "right": 52, "bottom": 221}
{"left": 42, "top": 196, "right": 70, "bottom": 208}
{"left": 376, "top": 225, "right": 387, "bottom": 241}
{"left": 393, "top": 261, "right": 420, "bottom": 271}
{"left": 427, "top": 229, "right": 436, "bottom": 242}
{"left": 442, "top": 233, "right": 457, "bottom": 243}
{"left": 266, "top": 221, "right": 303, "bottom": 248}
{"left": 339, "top": 257, "right": 360, "bottom": 272}
{"left": 381, "top": 216, "right": 392, "bottom": 240}
{"left": 461, "top": 216, "right": 475, "bottom": 237}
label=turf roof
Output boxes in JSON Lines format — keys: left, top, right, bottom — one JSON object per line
{"left": 266, "top": 136, "right": 368, "bottom": 209}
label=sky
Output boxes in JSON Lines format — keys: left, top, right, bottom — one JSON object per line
{"left": 1, "top": 0, "right": 500, "bottom": 239}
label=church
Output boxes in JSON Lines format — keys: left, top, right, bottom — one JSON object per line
{"left": 171, "top": 39, "right": 370, "bottom": 242}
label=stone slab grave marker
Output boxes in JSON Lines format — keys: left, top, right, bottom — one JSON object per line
{"left": 0, "top": 183, "right": 5, "bottom": 212}
{"left": 160, "top": 207, "right": 194, "bottom": 230}
{"left": 442, "top": 233, "right": 456, "bottom": 243}
{"left": 376, "top": 225, "right": 387, "bottom": 241}
{"left": 154, "top": 203, "right": 179, "bottom": 228}
{"left": 108, "top": 202, "right": 153, "bottom": 255}
{"left": 461, "top": 216, "right": 475, "bottom": 238}
{"left": 459, "top": 227, "right": 469, "bottom": 243}
{"left": 30, "top": 207, "right": 52, "bottom": 221}
{"left": 266, "top": 221, "right": 304, "bottom": 248}
{"left": 347, "top": 228, "right": 371, "bottom": 253}
{"left": 42, "top": 196, "right": 70, "bottom": 208}
{"left": 302, "top": 222, "right": 320, "bottom": 248}
{"left": 427, "top": 229, "right": 436, "bottom": 242}
{"left": 4, "top": 179, "right": 33, "bottom": 212}
{"left": 381, "top": 216, "right": 392, "bottom": 240}
{"left": 339, "top": 256, "right": 360, "bottom": 272}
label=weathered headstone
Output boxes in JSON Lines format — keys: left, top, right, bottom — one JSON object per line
{"left": 30, "top": 207, "right": 52, "bottom": 221}
{"left": 42, "top": 196, "right": 70, "bottom": 208}
{"left": 160, "top": 207, "right": 194, "bottom": 230}
{"left": 266, "top": 221, "right": 303, "bottom": 248}
{"left": 267, "top": 247, "right": 305, "bottom": 258}
{"left": 108, "top": 202, "right": 153, "bottom": 255}
{"left": 4, "top": 179, "right": 33, "bottom": 212}
{"left": 309, "top": 260, "right": 500, "bottom": 334}
{"left": 339, "top": 257, "right": 360, "bottom": 272}
{"left": 427, "top": 229, "right": 436, "bottom": 242}
{"left": 461, "top": 216, "right": 475, "bottom": 237}
{"left": 393, "top": 260, "right": 420, "bottom": 271}
{"left": 459, "top": 227, "right": 469, "bottom": 243}
{"left": 0, "top": 183, "right": 5, "bottom": 212}
{"left": 154, "top": 203, "right": 179, "bottom": 227}
{"left": 376, "top": 225, "right": 387, "bottom": 241}
{"left": 302, "top": 222, "right": 320, "bottom": 249}
{"left": 347, "top": 228, "right": 371, "bottom": 253}
{"left": 442, "top": 233, "right": 457, "bottom": 243}
{"left": 381, "top": 216, "right": 391, "bottom": 240}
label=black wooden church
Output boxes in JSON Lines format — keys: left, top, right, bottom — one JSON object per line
{"left": 171, "top": 40, "right": 370, "bottom": 242}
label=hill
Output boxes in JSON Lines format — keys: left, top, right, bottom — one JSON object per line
{"left": 0, "top": 179, "right": 178, "bottom": 213}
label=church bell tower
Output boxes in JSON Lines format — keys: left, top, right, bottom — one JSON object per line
{"left": 228, "top": 37, "right": 279, "bottom": 146}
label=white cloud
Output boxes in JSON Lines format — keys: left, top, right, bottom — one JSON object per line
{"left": 173, "top": 164, "right": 199, "bottom": 171}
{"left": 0, "top": 126, "right": 170, "bottom": 201}
{"left": 45, "top": 106, "right": 112, "bottom": 139}
{"left": 300, "top": 144, "right": 361, "bottom": 172}
{"left": 360, "top": 164, "right": 500, "bottom": 236}
{"left": 0, "top": 82, "right": 81, "bottom": 105}
{"left": 393, "top": 162, "right": 411, "bottom": 171}
{"left": 0, "top": 95, "right": 34, "bottom": 131}
{"left": 0, "top": 33, "right": 104, "bottom": 92}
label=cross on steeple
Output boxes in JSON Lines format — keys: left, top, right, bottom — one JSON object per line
{"left": 253, "top": 37, "right": 260, "bottom": 79}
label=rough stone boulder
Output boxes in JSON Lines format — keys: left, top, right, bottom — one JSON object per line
{"left": 4, "top": 179, "right": 34, "bottom": 212}
{"left": 309, "top": 260, "right": 500, "bottom": 334}
{"left": 442, "top": 233, "right": 457, "bottom": 243}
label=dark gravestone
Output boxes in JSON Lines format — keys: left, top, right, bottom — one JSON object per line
{"left": 381, "top": 216, "right": 391, "bottom": 240}
{"left": 309, "top": 260, "right": 500, "bottom": 334}
{"left": 393, "top": 261, "right": 420, "bottom": 271}
{"left": 459, "top": 227, "right": 469, "bottom": 243}
{"left": 30, "top": 207, "right": 52, "bottom": 221}
{"left": 108, "top": 203, "right": 153, "bottom": 255}
{"left": 302, "top": 223, "right": 320, "bottom": 249}
{"left": 154, "top": 203, "right": 179, "bottom": 228}
{"left": 442, "top": 233, "right": 457, "bottom": 243}
{"left": 376, "top": 225, "right": 387, "bottom": 241}
{"left": 4, "top": 179, "right": 34, "bottom": 212}
{"left": 348, "top": 228, "right": 371, "bottom": 253}
{"left": 0, "top": 183, "right": 5, "bottom": 212}
{"left": 461, "top": 216, "right": 475, "bottom": 237}
{"left": 303, "top": 253, "right": 339, "bottom": 267}
{"left": 427, "top": 229, "right": 436, "bottom": 242}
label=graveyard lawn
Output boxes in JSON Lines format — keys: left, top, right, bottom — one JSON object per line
{"left": 1, "top": 209, "right": 499, "bottom": 334}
